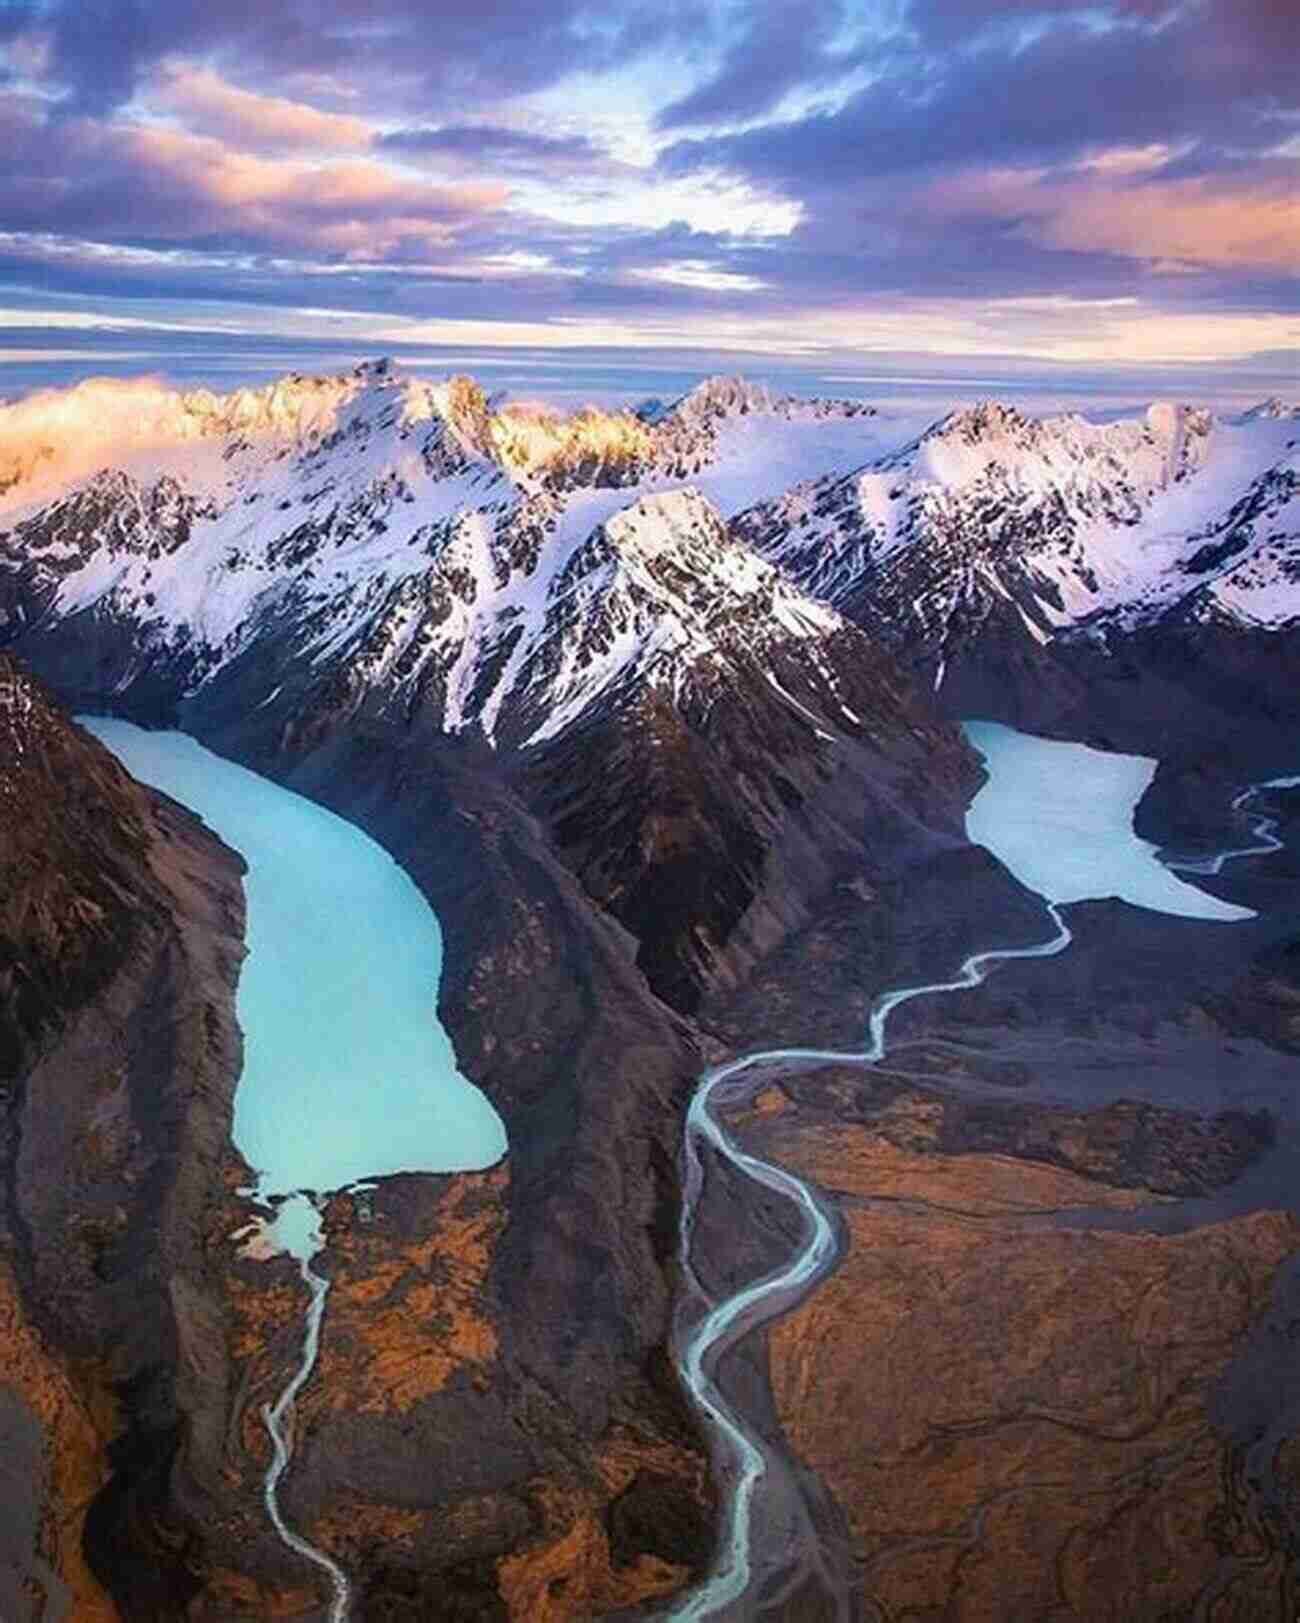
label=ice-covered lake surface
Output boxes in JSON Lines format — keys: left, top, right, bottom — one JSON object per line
{"left": 81, "top": 719, "right": 507, "bottom": 1201}
{"left": 962, "top": 720, "right": 1254, "bottom": 922}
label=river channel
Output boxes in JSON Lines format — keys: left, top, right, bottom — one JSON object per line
{"left": 663, "top": 720, "right": 1290, "bottom": 1620}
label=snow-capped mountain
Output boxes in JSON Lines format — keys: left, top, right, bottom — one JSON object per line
{"left": 0, "top": 360, "right": 971, "bottom": 1010}
{"left": 730, "top": 397, "right": 1300, "bottom": 691}
{"left": 3, "top": 360, "right": 1296, "bottom": 758}
{"left": 0, "top": 360, "right": 925, "bottom": 748}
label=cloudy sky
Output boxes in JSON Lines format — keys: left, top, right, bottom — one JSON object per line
{"left": 0, "top": 0, "right": 1295, "bottom": 399}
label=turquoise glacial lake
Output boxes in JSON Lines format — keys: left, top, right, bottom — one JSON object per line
{"left": 81, "top": 719, "right": 507, "bottom": 1201}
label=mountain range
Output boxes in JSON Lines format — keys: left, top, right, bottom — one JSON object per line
{"left": 1, "top": 360, "right": 1298, "bottom": 1621}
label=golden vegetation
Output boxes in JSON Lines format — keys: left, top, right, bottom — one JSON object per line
{"left": 310, "top": 1165, "right": 507, "bottom": 1415}
{"left": 0, "top": 1257, "right": 121, "bottom": 1622}
{"left": 765, "top": 1124, "right": 1299, "bottom": 1621}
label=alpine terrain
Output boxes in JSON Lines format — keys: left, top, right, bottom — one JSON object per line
{"left": 1, "top": 359, "right": 1298, "bottom": 1622}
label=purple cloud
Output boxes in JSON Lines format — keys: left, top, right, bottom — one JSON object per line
{"left": 653, "top": 0, "right": 1298, "bottom": 302}
{"left": 655, "top": 0, "right": 861, "bottom": 130}
{"left": 0, "top": 95, "right": 505, "bottom": 258}
{"left": 378, "top": 124, "right": 609, "bottom": 171}
{"left": 0, "top": 0, "right": 712, "bottom": 118}
{"left": 0, "top": 0, "right": 1292, "bottom": 380}
{"left": 660, "top": 9, "right": 1298, "bottom": 186}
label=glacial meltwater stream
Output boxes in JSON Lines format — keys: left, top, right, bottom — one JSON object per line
{"left": 665, "top": 720, "right": 1284, "bottom": 1622}
{"left": 80, "top": 719, "right": 506, "bottom": 1621}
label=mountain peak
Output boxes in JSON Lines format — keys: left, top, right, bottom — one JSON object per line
{"left": 671, "top": 375, "right": 780, "bottom": 421}
{"left": 1238, "top": 397, "right": 1298, "bottom": 423}
{"left": 664, "top": 375, "right": 874, "bottom": 428}
{"left": 352, "top": 355, "right": 399, "bottom": 380}
{"left": 937, "top": 400, "right": 1032, "bottom": 442}
{"left": 1144, "top": 399, "right": 1212, "bottom": 437}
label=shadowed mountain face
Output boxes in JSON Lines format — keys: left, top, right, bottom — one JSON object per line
{"left": 0, "top": 654, "right": 154, "bottom": 1078}
{"left": 1, "top": 366, "right": 1299, "bottom": 1619}
{"left": 0, "top": 653, "right": 248, "bottom": 1620}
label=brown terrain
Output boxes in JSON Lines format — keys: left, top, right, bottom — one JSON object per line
{"left": 0, "top": 652, "right": 246, "bottom": 1619}
{"left": 688, "top": 780, "right": 1300, "bottom": 1623}
{"left": 685, "top": 745, "right": 1300, "bottom": 1623}
{"left": 724, "top": 1081, "right": 1300, "bottom": 1621}
{"left": 0, "top": 1255, "right": 120, "bottom": 1622}
{"left": 186, "top": 1161, "right": 714, "bottom": 1622}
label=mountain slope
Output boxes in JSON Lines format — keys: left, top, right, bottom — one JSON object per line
{"left": 734, "top": 398, "right": 1299, "bottom": 635}
{"left": 0, "top": 655, "right": 247, "bottom": 1619}
{"left": 0, "top": 361, "right": 976, "bottom": 1010}
{"left": 730, "top": 396, "right": 1300, "bottom": 756}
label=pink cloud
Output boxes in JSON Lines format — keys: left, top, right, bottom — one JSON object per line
{"left": 109, "top": 122, "right": 507, "bottom": 256}
{"left": 923, "top": 158, "right": 1300, "bottom": 275}
{"left": 152, "top": 61, "right": 373, "bottom": 153}
{"left": 0, "top": 91, "right": 509, "bottom": 262}
{"left": 1038, "top": 174, "right": 1300, "bottom": 274}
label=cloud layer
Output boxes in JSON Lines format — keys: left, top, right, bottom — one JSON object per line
{"left": 0, "top": 0, "right": 1293, "bottom": 383}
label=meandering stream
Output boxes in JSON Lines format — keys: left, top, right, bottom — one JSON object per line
{"left": 1165, "top": 774, "right": 1300, "bottom": 877}
{"left": 665, "top": 723, "right": 1286, "bottom": 1621}
{"left": 668, "top": 907, "right": 1076, "bottom": 1620}
{"left": 259, "top": 1200, "right": 352, "bottom": 1623}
